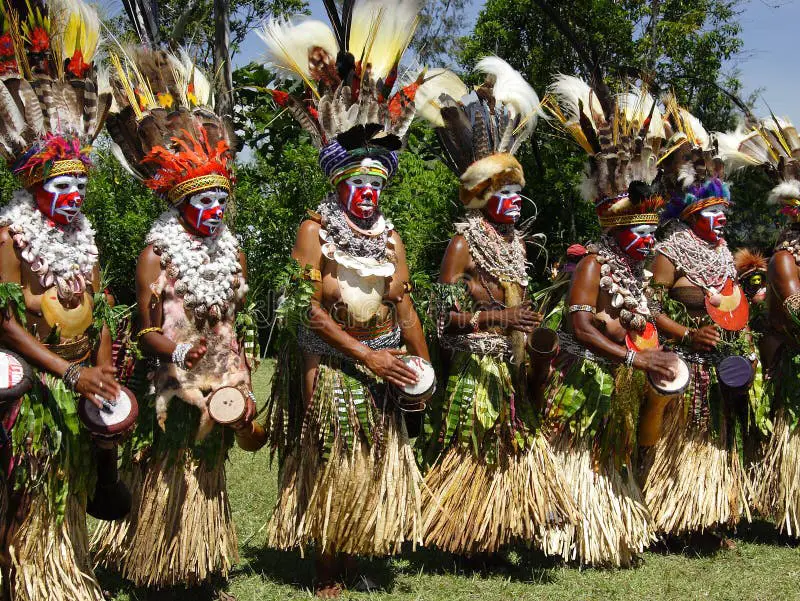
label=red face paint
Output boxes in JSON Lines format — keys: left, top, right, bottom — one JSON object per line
{"left": 181, "top": 188, "right": 228, "bottom": 236}
{"left": 485, "top": 184, "right": 522, "bottom": 224}
{"left": 692, "top": 205, "right": 727, "bottom": 245}
{"left": 32, "top": 173, "right": 87, "bottom": 225}
{"left": 336, "top": 173, "right": 385, "bottom": 220}
{"left": 613, "top": 224, "right": 657, "bottom": 261}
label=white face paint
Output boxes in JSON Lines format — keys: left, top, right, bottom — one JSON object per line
{"left": 185, "top": 189, "right": 229, "bottom": 235}
{"left": 343, "top": 174, "right": 384, "bottom": 219}
{"left": 42, "top": 174, "right": 88, "bottom": 223}
{"left": 699, "top": 205, "right": 728, "bottom": 239}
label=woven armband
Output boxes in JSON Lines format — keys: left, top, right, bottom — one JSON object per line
{"left": 568, "top": 304, "right": 596, "bottom": 314}
{"left": 301, "top": 267, "right": 322, "bottom": 282}
{"left": 784, "top": 292, "right": 800, "bottom": 321}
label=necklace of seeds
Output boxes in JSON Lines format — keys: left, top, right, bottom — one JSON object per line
{"left": 457, "top": 211, "right": 529, "bottom": 287}
{"left": 656, "top": 222, "right": 735, "bottom": 293}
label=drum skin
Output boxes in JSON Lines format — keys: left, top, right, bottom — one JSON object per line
{"left": 392, "top": 355, "right": 436, "bottom": 412}
{"left": 207, "top": 386, "right": 247, "bottom": 425}
{"left": 717, "top": 355, "right": 754, "bottom": 392}
{"left": 78, "top": 386, "right": 139, "bottom": 441}
{"left": 639, "top": 355, "right": 689, "bottom": 447}
{"left": 0, "top": 349, "right": 33, "bottom": 403}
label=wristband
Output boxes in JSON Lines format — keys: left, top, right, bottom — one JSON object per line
{"left": 172, "top": 342, "right": 193, "bottom": 369}
{"left": 681, "top": 328, "right": 693, "bottom": 345}
{"left": 469, "top": 310, "right": 482, "bottom": 332}
{"left": 625, "top": 349, "right": 637, "bottom": 368}
{"left": 62, "top": 363, "right": 82, "bottom": 391}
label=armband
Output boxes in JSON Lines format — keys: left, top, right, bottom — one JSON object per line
{"left": 301, "top": 267, "right": 322, "bottom": 283}
{"left": 784, "top": 292, "right": 800, "bottom": 319}
{"left": 403, "top": 281, "right": 414, "bottom": 293}
{"left": 568, "top": 304, "right": 596, "bottom": 314}
{"left": 136, "top": 326, "right": 163, "bottom": 340}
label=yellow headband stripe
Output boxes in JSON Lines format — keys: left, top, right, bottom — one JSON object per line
{"left": 598, "top": 213, "right": 660, "bottom": 229}
{"left": 20, "top": 159, "right": 88, "bottom": 188}
{"left": 167, "top": 174, "right": 232, "bottom": 205}
{"left": 679, "top": 197, "right": 730, "bottom": 221}
{"left": 330, "top": 164, "right": 389, "bottom": 187}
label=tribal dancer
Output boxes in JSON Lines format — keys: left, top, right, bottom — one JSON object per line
{"left": 642, "top": 101, "right": 756, "bottom": 542}
{"left": 91, "top": 47, "right": 261, "bottom": 589}
{"left": 719, "top": 118, "right": 800, "bottom": 537}
{"left": 542, "top": 76, "right": 677, "bottom": 567}
{"left": 0, "top": 1, "right": 120, "bottom": 598}
{"left": 415, "top": 58, "right": 577, "bottom": 556}
{"left": 259, "top": 1, "right": 429, "bottom": 595}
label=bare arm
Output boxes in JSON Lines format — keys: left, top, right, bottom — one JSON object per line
{"left": 569, "top": 255, "right": 675, "bottom": 378}
{"left": 0, "top": 228, "right": 119, "bottom": 401}
{"left": 388, "top": 232, "right": 429, "bottom": 360}
{"left": 293, "top": 220, "right": 417, "bottom": 386}
{"left": 770, "top": 250, "right": 800, "bottom": 303}
{"left": 93, "top": 265, "right": 113, "bottom": 368}
{"left": 651, "top": 251, "right": 720, "bottom": 351}
{"left": 438, "top": 235, "right": 539, "bottom": 334}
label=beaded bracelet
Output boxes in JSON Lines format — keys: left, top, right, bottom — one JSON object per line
{"left": 172, "top": 342, "right": 193, "bottom": 369}
{"left": 469, "top": 310, "right": 483, "bottom": 332}
{"left": 625, "top": 349, "right": 637, "bottom": 368}
{"left": 569, "top": 304, "right": 596, "bottom": 314}
{"left": 62, "top": 363, "right": 82, "bottom": 391}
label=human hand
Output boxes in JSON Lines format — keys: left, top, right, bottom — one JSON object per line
{"left": 75, "top": 365, "right": 121, "bottom": 408}
{"left": 363, "top": 349, "right": 419, "bottom": 387}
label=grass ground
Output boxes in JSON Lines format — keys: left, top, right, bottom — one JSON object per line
{"left": 99, "top": 363, "right": 800, "bottom": 601}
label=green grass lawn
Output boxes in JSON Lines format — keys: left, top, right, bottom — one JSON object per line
{"left": 99, "top": 363, "right": 800, "bottom": 600}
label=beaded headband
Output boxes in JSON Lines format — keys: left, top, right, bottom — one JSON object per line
{"left": 167, "top": 174, "right": 232, "bottom": 205}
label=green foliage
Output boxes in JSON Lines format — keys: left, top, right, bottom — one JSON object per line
{"left": 0, "top": 282, "right": 26, "bottom": 326}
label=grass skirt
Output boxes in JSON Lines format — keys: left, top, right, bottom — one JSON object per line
{"left": 642, "top": 399, "right": 751, "bottom": 535}
{"left": 268, "top": 409, "right": 423, "bottom": 557}
{"left": 8, "top": 490, "right": 103, "bottom": 601}
{"left": 544, "top": 431, "right": 654, "bottom": 567}
{"left": 91, "top": 451, "right": 238, "bottom": 588}
{"left": 422, "top": 438, "right": 578, "bottom": 556}
{"left": 755, "top": 411, "right": 800, "bottom": 536}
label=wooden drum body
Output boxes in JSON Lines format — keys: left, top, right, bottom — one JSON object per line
{"left": 639, "top": 355, "right": 690, "bottom": 447}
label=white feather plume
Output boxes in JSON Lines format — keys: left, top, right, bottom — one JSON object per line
{"left": 179, "top": 49, "right": 212, "bottom": 107}
{"left": 715, "top": 126, "right": 768, "bottom": 171}
{"left": 676, "top": 107, "right": 710, "bottom": 150}
{"left": 413, "top": 68, "right": 468, "bottom": 127}
{"left": 616, "top": 88, "right": 664, "bottom": 139}
{"left": 548, "top": 74, "right": 603, "bottom": 130}
{"left": 768, "top": 179, "right": 800, "bottom": 204}
{"left": 349, "top": 0, "right": 419, "bottom": 82}
{"left": 475, "top": 56, "right": 542, "bottom": 136}
{"left": 258, "top": 18, "right": 338, "bottom": 82}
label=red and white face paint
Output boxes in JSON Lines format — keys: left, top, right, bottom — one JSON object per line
{"left": 33, "top": 173, "right": 88, "bottom": 225}
{"left": 181, "top": 188, "right": 228, "bottom": 236}
{"left": 692, "top": 204, "right": 727, "bottom": 245}
{"left": 485, "top": 184, "right": 523, "bottom": 224}
{"left": 336, "top": 173, "right": 385, "bottom": 220}
{"left": 613, "top": 224, "right": 657, "bottom": 261}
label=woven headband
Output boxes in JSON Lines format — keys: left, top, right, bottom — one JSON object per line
{"left": 167, "top": 174, "right": 232, "bottom": 205}
{"left": 679, "top": 197, "right": 730, "bottom": 220}
{"left": 330, "top": 163, "right": 389, "bottom": 187}
{"left": 599, "top": 213, "right": 660, "bottom": 229}
{"left": 20, "top": 159, "right": 88, "bottom": 188}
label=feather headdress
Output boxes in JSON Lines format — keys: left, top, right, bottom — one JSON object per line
{"left": 0, "top": 0, "right": 110, "bottom": 185}
{"left": 105, "top": 44, "right": 234, "bottom": 205}
{"left": 545, "top": 75, "right": 665, "bottom": 228}
{"left": 259, "top": 0, "right": 422, "bottom": 183}
{"left": 414, "top": 56, "right": 542, "bottom": 208}
{"left": 717, "top": 116, "right": 800, "bottom": 217}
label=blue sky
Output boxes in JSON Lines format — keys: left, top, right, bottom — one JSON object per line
{"left": 235, "top": 0, "right": 800, "bottom": 122}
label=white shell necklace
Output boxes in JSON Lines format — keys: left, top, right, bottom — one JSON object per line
{"left": 0, "top": 189, "right": 97, "bottom": 300}
{"left": 456, "top": 211, "right": 529, "bottom": 287}
{"left": 591, "top": 235, "right": 651, "bottom": 332}
{"left": 147, "top": 209, "right": 245, "bottom": 322}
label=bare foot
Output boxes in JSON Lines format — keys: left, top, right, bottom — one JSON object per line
{"left": 720, "top": 537, "right": 737, "bottom": 551}
{"left": 315, "top": 582, "right": 343, "bottom": 599}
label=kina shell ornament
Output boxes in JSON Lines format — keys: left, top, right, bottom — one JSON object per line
{"left": 592, "top": 235, "right": 651, "bottom": 333}
{"left": 146, "top": 210, "right": 246, "bottom": 321}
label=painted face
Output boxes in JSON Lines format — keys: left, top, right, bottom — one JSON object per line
{"left": 485, "top": 184, "right": 523, "bottom": 224}
{"left": 336, "top": 173, "right": 385, "bottom": 220}
{"left": 742, "top": 272, "right": 767, "bottom": 304}
{"left": 33, "top": 173, "right": 87, "bottom": 225}
{"left": 181, "top": 188, "right": 228, "bottom": 236}
{"left": 692, "top": 204, "right": 727, "bottom": 245}
{"left": 613, "top": 224, "right": 657, "bottom": 261}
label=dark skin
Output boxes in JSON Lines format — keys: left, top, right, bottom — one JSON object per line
{"left": 439, "top": 233, "right": 541, "bottom": 333}
{"left": 135, "top": 212, "right": 256, "bottom": 427}
{"left": 567, "top": 251, "right": 677, "bottom": 380}
{"left": 649, "top": 218, "right": 723, "bottom": 352}
{"left": 0, "top": 225, "right": 119, "bottom": 404}
{"left": 764, "top": 248, "right": 800, "bottom": 367}
{"left": 292, "top": 183, "right": 429, "bottom": 599}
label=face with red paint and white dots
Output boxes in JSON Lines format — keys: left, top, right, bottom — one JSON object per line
{"left": 336, "top": 172, "right": 386, "bottom": 220}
